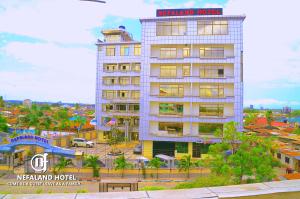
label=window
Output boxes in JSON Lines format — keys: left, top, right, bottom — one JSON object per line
{"left": 159, "top": 84, "right": 184, "bottom": 97}
{"left": 103, "top": 104, "right": 113, "bottom": 112}
{"left": 119, "top": 63, "right": 130, "bottom": 72}
{"left": 160, "top": 65, "right": 177, "bottom": 77}
{"left": 132, "top": 63, "right": 141, "bottom": 72}
{"left": 116, "top": 104, "right": 127, "bottom": 112}
{"left": 129, "top": 104, "right": 139, "bottom": 112}
{"left": 102, "top": 90, "right": 115, "bottom": 99}
{"left": 199, "top": 104, "right": 224, "bottom": 117}
{"left": 176, "top": 142, "right": 188, "bottom": 153}
{"left": 199, "top": 84, "right": 224, "bottom": 98}
{"left": 106, "top": 46, "right": 115, "bottom": 56}
{"left": 285, "top": 157, "right": 290, "bottom": 164}
{"left": 105, "top": 35, "right": 121, "bottom": 42}
{"left": 183, "top": 48, "right": 190, "bottom": 57}
{"left": 200, "top": 66, "right": 224, "bottom": 78}
{"left": 131, "top": 91, "right": 140, "bottom": 99}
{"left": 182, "top": 65, "right": 190, "bottom": 76}
{"left": 160, "top": 48, "right": 177, "bottom": 58}
{"left": 159, "top": 103, "right": 183, "bottom": 116}
{"left": 199, "top": 123, "right": 223, "bottom": 134}
{"left": 277, "top": 153, "right": 281, "bottom": 159}
{"left": 120, "top": 45, "right": 130, "bottom": 56}
{"left": 134, "top": 44, "right": 141, "bottom": 56}
{"left": 103, "top": 77, "right": 118, "bottom": 85}
{"left": 159, "top": 122, "right": 183, "bottom": 134}
{"left": 104, "top": 64, "right": 117, "bottom": 72}
{"left": 157, "top": 21, "right": 187, "bottom": 36}
{"left": 198, "top": 20, "right": 228, "bottom": 35}
{"left": 131, "top": 77, "right": 140, "bottom": 85}
{"left": 119, "top": 90, "right": 129, "bottom": 99}
{"left": 200, "top": 47, "right": 224, "bottom": 58}
{"left": 119, "top": 77, "right": 130, "bottom": 85}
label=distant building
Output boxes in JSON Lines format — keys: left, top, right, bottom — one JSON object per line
{"left": 260, "top": 106, "right": 264, "bottom": 110}
{"left": 282, "top": 106, "right": 292, "bottom": 114}
{"left": 23, "top": 99, "right": 32, "bottom": 108}
{"left": 250, "top": 105, "right": 254, "bottom": 110}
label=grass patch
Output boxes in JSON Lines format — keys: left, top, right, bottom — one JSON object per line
{"left": 36, "top": 189, "right": 43, "bottom": 194}
{"left": 174, "top": 174, "right": 234, "bottom": 189}
{"left": 140, "top": 186, "right": 166, "bottom": 191}
{"left": 77, "top": 189, "right": 88, "bottom": 193}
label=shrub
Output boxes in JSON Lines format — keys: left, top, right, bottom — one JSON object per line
{"left": 140, "top": 186, "right": 166, "bottom": 191}
{"left": 174, "top": 174, "right": 233, "bottom": 189}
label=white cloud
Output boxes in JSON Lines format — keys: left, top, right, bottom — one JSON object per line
{"left": 0, "top": 42, "right": 95, "bottom": 103}
{"left": 222, "top": 0, "right": 300, "bottom": 87}
{"left": 0, "top": 0, "right": 158, "bottom": 44}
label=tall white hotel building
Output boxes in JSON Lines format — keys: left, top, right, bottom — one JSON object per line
{"left": 96, "top": 8, "right": 245, "bottom": 159}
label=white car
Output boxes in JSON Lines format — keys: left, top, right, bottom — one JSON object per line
{"left": 71, "top": 138, "right": 94, "bottom": 148}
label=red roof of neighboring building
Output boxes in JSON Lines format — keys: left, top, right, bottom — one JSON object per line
{"left": 255, "top": 117, "right": 289, "bottom": 127}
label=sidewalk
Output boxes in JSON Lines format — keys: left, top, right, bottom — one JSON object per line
{"left": 1, "top": 179, "right": 300, "bottom": 199}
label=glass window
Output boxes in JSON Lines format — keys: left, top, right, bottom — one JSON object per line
{"left": 116, "top": 104, "right": 127, "bottom": 111}
{"left": 134, "top": 44, "right": 141, "bottom": 56}
{"left": 159, "top": 122, "right": 183, "bottom": 134}
{"left": 105, "top": 35, "right": 121, "bottom": 42}
{"left": 159, "top": 84, "right": 184, "bottom": 97}
{"left": 131, "top": 91, "right": 140, "bottom": 99}
{"left": 131, "top": 77, "right": 140, "bottom": 85}
{"left": 285, "top": 157, "right": 290, "bottom": 164}
{"left": 159, "top": 103, "right": 183, "bottom": 115}
{"left": 103, "top": 77, "right": 118, "bottom": 85}
{"left": 106, "top": 46, "right": 115, "bottom": 56}
{"left": 160, "top": 48, "right": 177, "bottom": 58}
{"left": 157, "top": 21, "right": 187, "bottom": 36}
{"left": 132, "top": 63, "right": 141, "bottom": 72}
{"left": 183, "top": 48, "right": 190, "bottom": 57}
{"left": 120, "top": 45, "right": 130, "bottom": 56}
{"left": 160, "top": 65, "right": 177, "bottom": 77}
{"left": 199, "top": 104, "right": 224, "bottom": 117}
{"left": 200, "top": 47, "right": 224, "bottom": 58}
{"left": 199, "top": 84, "right": 224, "bottom": 98}
{"left": 129, "top": 104, "right": 139, "bottom": 112}
{"left": 102, "top": 90, "right": 115, "bottom": 99}
{"left": 200, "top": 66, "right": 224, "bottom": 78}
{"left": 119, "top": 63, "right": 130, "bottom": 71}
{"left": 176, "top": 142, "right": 188, "bottom": 153}
{"left": 198, "top": 20, "right": 228, "bottom": 35}
{"left": 104, "top": 64, "right": 117, "bottom": 72}
{"left": 199, "top": 123, "right": 223, "bottom": 134}
{"left": 119, "top": 77, "right": 130, "bottom": 85}
{"left": 182, "top": 65, "right": 190, "bottom": 76}
{"left": 119, "top": 90, "right": 129, "bottom": 99}
{"left": 103, "top": 104, "right": 113, "bottom": 112}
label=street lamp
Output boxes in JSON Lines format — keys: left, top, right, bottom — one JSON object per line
{"left": 80, "top": 0, "right": 106, "bottom": 3}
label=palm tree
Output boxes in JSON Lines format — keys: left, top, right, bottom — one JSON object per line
{"left": 148, "top": 157, "right": 164, "bottom": 179}
{"left": 84, "top": 155, "right": 100, "bottom": 177}
{"left": 0, "top": 114, "right": 8, "bottom": 132}
{"left": 178, "top": 155, "right": 195, "bottom": 179}
{"left": 114, "top": 155, "right": 132, "bottom": 178}
{"left": 53, "top": 156, "right": 73, "bottom": 174}
{"left": 0, "top": 96, "right": 5, "bottom": 108}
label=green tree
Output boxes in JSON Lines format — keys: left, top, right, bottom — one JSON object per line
{"left": 53, "top": 156, "right": 73, "bottom": 174}
{"left": 84, "top": 155, "right": 100, "bottom": 177}
{"left": 148, "top": 157, "right": 164, "bottom": 179}
{"left": 292, "top": 128, "right": 300, "bottom": 135}
{"left": 114, "top": 155, "right": 132, "bottom": 178}
{"left": 178, "top": 155, "right": 194, "bottom": 179}
{"left": 71, "top": 115, "right": 86, "bottom": 134}
{"left": 0, "top": 96, "right": 5, "bottom": 108}
{"left": 265, "top": 110, "right": 273, "bottom": 127}
{"left": 291, "top": 110, "right": 300, "bottom": 117}
{"left": 0, "top": 115, "right": 9, "bottom": 132}
{"left": 244, "top": 113, "right": 257, "bottom": 125}
{"left": 107, "top": 127, "right": 124, "bottom": 154}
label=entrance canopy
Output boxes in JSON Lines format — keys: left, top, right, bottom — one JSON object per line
{"left": 0, "top": 134, "right": 75, "bottom": 158}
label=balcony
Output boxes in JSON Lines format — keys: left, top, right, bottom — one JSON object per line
{"left": 103, "top": 110, "right": 139, "bottom": 117}
{"left": 150, "top": 131, "right": 183, "bottom": 138}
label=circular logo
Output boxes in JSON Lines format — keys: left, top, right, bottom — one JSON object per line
{"left": 30, "top": 153, "right": 48, "bottom": 173}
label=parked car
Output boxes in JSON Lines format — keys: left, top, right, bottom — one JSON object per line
{"left": 71, "top": 138, "right": 94, "bottom": 148}
{"left": 133, "top": 143, "right": 142, "bottom": 154}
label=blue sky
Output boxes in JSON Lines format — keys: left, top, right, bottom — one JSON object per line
{"left": 0, "top": 0, "right": 300, "bottom": 109}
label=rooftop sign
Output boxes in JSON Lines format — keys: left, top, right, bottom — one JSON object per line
{"left": 156, "top": 8, "right": 223, "bottom": 17}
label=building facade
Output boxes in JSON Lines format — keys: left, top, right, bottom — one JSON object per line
{"left": 96, "top": 9, "right": 245, "bottom": 159}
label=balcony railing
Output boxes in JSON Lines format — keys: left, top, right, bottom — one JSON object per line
{"left": 150, "top": 131, "right": 183, "bottom": 137}
{"left": 150, "top": 75, "right": 234, "bottom": 79}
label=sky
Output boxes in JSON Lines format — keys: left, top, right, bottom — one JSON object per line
{"left": 0, "top": 0, "right": 300, "bottom": 109}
